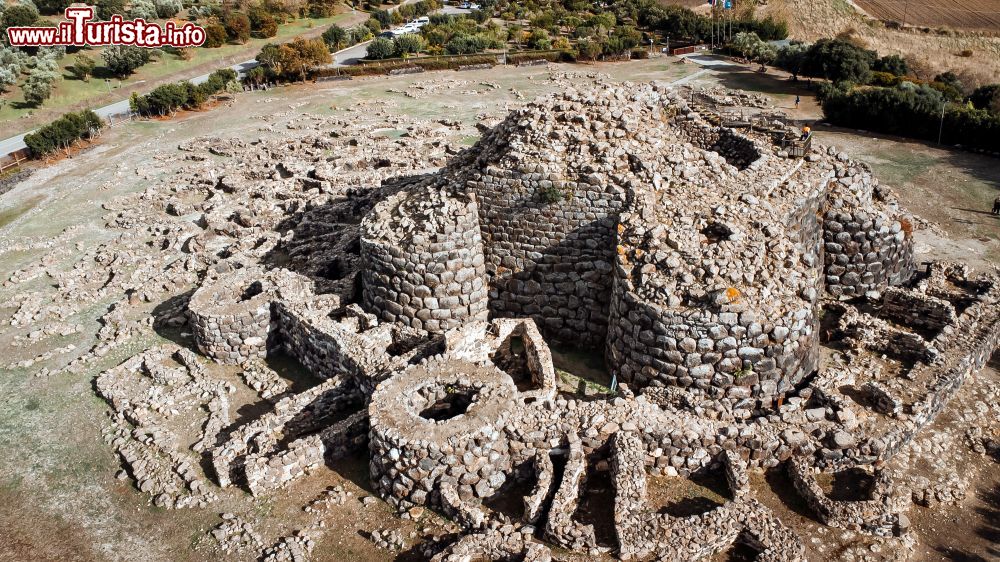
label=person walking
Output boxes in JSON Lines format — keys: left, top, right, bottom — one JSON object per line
{"left": 795, "top": 95, "right": 801, "bottom": 109}
{"left": 992, "top": 195, "right": 1000, "bottom": 215}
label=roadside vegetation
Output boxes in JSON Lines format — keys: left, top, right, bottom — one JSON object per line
{"left": 764, "top": 37, "right": 1000, "bottom": 152}
{"left": 0, "top": 0, "right": 355, "bottom": 134}
{"left": 129, "top": 67, "right": 238, "bottom": 116}
{"left": 22, "top": 108, "right": 103, "bottom": 157}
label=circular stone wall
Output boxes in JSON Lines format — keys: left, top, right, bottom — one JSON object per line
{"left": 361, "top": 187, "right": 489, "bottom": 334}
{"left": 368, "top": 357, "right": 515, "bottom": 509}
{"left": 188, "top": 271, "right": 275, "bottom": 364}
{"left": 607, "top": 277, "right": 818, "bottom": 406}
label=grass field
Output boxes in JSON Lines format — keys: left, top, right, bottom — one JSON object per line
{"left": 0, "top": 10, "right": 361, "bottom": 139}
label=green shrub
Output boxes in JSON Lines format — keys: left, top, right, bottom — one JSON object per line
{"left": 24, "top": 110, "right": 103, "bottom": 158}
{"left": 366, "top": 37, "right": 395, "bottom": 60}
{"left": 203, "top": 23, "right": 228, "bottom": 48}
{"left": 393, "top": 33, "right": 426, "bottom": 57}
{"left": 820, "top": 82, "right": 1000, "bottom": 152}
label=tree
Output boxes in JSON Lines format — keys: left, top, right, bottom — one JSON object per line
{"left": 68, "top": 53, "right": 96, "bottom": 81}
{"left": 393, "top": 33, "right": 426, "bottom": 57}
{"left": 24, "top": 110, "right": 103, "bottom": 158}
{"left": 203, "top": 23, "right": 228, "bottom": 47}
{"left": 873, "top": 54, "right": 907, "bottom": 76}
{"left": 653, "top": 6, "right": 709, "bottom": 42}
{"left": 576, "top": 38, "right": 602, "bottom": 61}
{"left": 732, "top": 31, "right": 774, "bottom": 63}
{"left": 1, "top": 3, "right": 39, "bottom": 33}
{"left": 322, "top": 24, "right": 347, "bottom": 50}
{"left": 22, "top": 68, "right": 55, "bottom": 106}
{"left": 93, "top": 0, "right": 125, "bottom": 19}
{"left": 0, "top": 46, "right": 28, "bottom": 92}
{"left": 33, "top": 0, "right": 71, "bottom": 15}
{"left": 225, "top": 12, "right": 252, "bottom": 44}
{"left": 129, "top": 0, "right": 157, "bottom": 20}
{"left": 774, "top": 42, "right": 807, "bottom": 78}
{"left": 802, "top": 38, "right": 876, "bottom": 84}
{"left": 102, "top": 45, "right": 151, "bottom": 76}
{"left": 365, "top": 37, "right": 395, "bottom": 60}
{"left": 264, "top": 37, "right": 331, "bottom": 81}
{"left": 527, "top": 29, "right": 550, "bottom": 50}
{"left": 154, "top": 0, "right": 182, "bottom": 18}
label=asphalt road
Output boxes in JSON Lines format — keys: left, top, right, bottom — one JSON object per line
{"left": 0, "top": 0, "right": 462, "bottom": 158}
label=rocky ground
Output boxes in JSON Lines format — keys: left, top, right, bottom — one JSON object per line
{"left": 0, "top": 57, "right": 996, "bottom": 562}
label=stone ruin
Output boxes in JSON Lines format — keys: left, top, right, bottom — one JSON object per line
{"left": 91, "top": 82, "right": 1000, "bottom": 560}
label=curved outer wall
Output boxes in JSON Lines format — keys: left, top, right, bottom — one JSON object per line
{"left": 361, "top": 192, "right": 489, "bottom": 334}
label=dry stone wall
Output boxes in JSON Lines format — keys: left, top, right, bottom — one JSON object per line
{"left": 361, "top": 187, "right": 489, "bottom": 334}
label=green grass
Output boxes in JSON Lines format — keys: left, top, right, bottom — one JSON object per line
{"left": 0, "top": 12, "right": 355, "bottom": 128}
{"left": 0, "top": 195, "right": 42, "bottom": 229}
{"left": 864, "top": 146, "right": 937, "bottom": 187}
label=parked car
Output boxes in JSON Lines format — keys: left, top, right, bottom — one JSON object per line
{"left": 379, "top": 31, "right": 395, "bottom": 39}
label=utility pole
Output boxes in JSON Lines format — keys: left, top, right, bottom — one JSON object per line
{"left": 901, "top": 0, "right": 909, "bottom": 27}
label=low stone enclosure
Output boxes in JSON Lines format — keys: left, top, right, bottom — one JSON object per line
{"left": 154, "top": 82, "right": 1000, "bottom": 559}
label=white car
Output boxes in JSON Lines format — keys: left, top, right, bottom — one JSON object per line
{"left": 414, "top": 16, "right": 429, "bottom": 25}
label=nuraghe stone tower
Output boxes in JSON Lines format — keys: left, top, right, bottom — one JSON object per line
{"left": 168, "top": 82, "right": 1000, "bottom": 560}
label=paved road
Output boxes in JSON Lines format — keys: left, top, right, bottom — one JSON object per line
{"left": 0, "top": 0, "right": 452, "bottom": 158}
{"left": 327, "top": 5, "right": 471, "bottom": 67}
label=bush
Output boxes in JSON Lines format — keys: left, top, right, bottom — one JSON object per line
{"left": 68, "top": 53, "right": 96, "bottom": 81}
{"left": 33, "top": 0, "right": 71, "bottom": 15}
{"left": 154, "top": 0, "right": 182, "bottom": 18}
{"left": 129, "top": 0, "right": 157, "bottom": 20}
{"left": 102, "top": 45, "right": 150, "bottom": 76}
{"left": 308, "top": 0, "right": 339, "bottom": 17}
{"left": 820, "top": 82, "right": 1000, "bottom": 152}
{"left": 366, "top": 37, "right": 395, "bottom": 59}
{"left": 24, "top": 110, "right": 103, "bottom": 157}
{"left": 22, "top": 69, "right": 55, "bottom": 106}
{"left": 393, "top": 33, "right": 426, "bottom": 57}
{"left": 225, "top": 12, "right": 251, "bottom": 44}
{"left": 95, "top": 0, "right": 126, "bottom": 20}
{"left": 130, "top": 67, "right": 236, "bottom": 116}
{"left": 968, "top": 84, "right": 1000, "bottom": 112}
{"left": 322, "top": 24, "right": 347, "bottom": 50}
{"left": 873, "top": 54, "right": 907, "bottom": 76}
{"left": 203, "top": 23, "right": 228, "bottom": 47}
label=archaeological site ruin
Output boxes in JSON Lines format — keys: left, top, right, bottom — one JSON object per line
{"left": 53, "top": 79, "right": 998, "bottom": 561}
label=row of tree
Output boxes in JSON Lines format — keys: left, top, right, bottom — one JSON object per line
{"left": 248, "top": 37, "right": 330, "bottom": 83}
{"left": 23, "top": 109, "right": 103, "bottom": 158}
{"left": 129, "top": 67, "right": 237, "bottom": 116}
{"left": 819, "top": 82, "right": 1000, "bottom": 152}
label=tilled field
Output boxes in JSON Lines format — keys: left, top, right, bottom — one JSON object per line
{"left": 854, "top": 0, "right": 1000, "bottom": 31}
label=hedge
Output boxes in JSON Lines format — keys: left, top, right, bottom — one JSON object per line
{"left": 130, "top": 68, "right": 237, "bottom": 116}
{"left": 313, "top": 50, "right": 573, "bottom": 78}
{"left": 24, "top": 110, "right": 103, "bottom": 158}
{"left": 820, "top": 83, "right": 1000, "bottom": 152}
